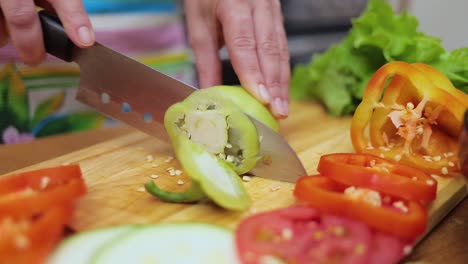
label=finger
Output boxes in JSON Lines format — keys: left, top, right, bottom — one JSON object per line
{"left": 253, "top": 0, "right": 285, "bottom": 117}
{"left": 217, "top": 0, "right": 270, "bottom": 104}
{"left": 184, "top": 0, "right": 222, "bottom": 88}
{"left": 0, "top": 0, "right": 45, "bottom": 65}
{"left": 272, "top": 0, "right": 290, "bottom": 118}
{"left": 48, "top": 0, "right": 95, "bottom": 48}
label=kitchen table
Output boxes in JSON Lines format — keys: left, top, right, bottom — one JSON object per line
{"left": 1, "top": 123, "right": 467, "bottom": 263}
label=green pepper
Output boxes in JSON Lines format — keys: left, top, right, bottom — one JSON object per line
{"left": 145, "top": 86, "right": 279, "bottom": 210}
{"left": 203, "top": 85, "right": 280, "bottom": 132}
{"left": 167, "top": 134, "right": 251, "bottom": 210}
{"left": 170, "top": 90, "right": 262, "bottom": 175}
{"left": 144, "top": 180, "right": 206, "bottom": 203}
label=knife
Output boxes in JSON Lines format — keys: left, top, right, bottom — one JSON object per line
{"left": 460, "top": 109, "right": 468, "bottom": 178}
{"left": 38, "top": 10, "right": 306, "bottom": 183}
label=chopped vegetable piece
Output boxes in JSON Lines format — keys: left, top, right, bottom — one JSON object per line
{"left": 204, "top": 85, "right": 279, "bottom": 132}
{"left": 92, "top": 224, "right": 240, "bottom": 264}
{"left": 0, "top": 205, "right": 72, "bottom": 263}
{"left": 351, "top": 61, "right": 468, "bottom": 175}
{"left": 145, "top": 179, "right": 205, "bottom": 203}
{"left": 47, "top": 225, "right": 136, "bottom": 264}
{"left": 294, "top": 176, "right": 427, "bottom": 239}
{"left": 0, "top": 165, "right": 87, "bottom": 263}
{"left": 0, "top": 165, "right": 86, "bottom": 218}
{"left": 146, "top": 86, "right": 275, "bottom": 210}
{"left": 145, "top": 135, "right": 251, "bottom": 210}
{"left": 317, "top": 153, "right": 437, "bottom": 203}
{"left": 166, "top": 91, "right": 261, "bottom": 175}
{"left": 235, "top": 205, "right": 409, "bottom": 264}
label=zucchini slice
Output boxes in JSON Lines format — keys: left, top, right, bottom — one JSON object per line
{"left": 92, "top": 224, "right": 240, "bottom": 264}
{"left": 47, "top": 225, "right": 135, "bottom": 264}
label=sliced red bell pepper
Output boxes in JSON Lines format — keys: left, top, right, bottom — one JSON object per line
{"left": 317, "top": 153, "right": 437, "bottom": 204}
{"left": 0, "top": 165, "right": 87, "bottom": 263}
{"left": 0, "top": 205, "right": 72, "bottom": 259}
{"left": 351, "top": 61, "right": 468, "bottom": 176}
{"left": 0, "top": 165, "right": 87, "bottom": 218}
{"left": 294, "top": 175, "right": 427, "bottom": 239}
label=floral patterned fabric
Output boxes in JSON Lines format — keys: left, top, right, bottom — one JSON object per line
{"left": 0, "top": 0, "right": 195, "bottom": 144}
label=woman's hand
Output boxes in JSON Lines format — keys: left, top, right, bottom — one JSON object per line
{"left": 184, "top": 0, "right": 290, "bottom": 119}
{"left": 0, "top": 0, "right": 95, "bottom": 65}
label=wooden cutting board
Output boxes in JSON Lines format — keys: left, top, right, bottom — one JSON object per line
{"left": 8, "top": 101, "right": 467, "bottom": 237}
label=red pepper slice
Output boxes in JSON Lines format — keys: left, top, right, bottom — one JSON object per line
{"left": 0, "top": 205, "right": 72, "bottom": 263}
{"left": 294, "top": 175, "right": 427, "bottom": 239}
{"left": 0, "top": 165, "right": 87, "bottom": 218}
{"left": 317, "top": 153, "right": 437, "bottom": 204}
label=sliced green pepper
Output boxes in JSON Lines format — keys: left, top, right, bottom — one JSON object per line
{"left": 170, "top": 135, "right": 251, "bottom": 210}
{"left": 144, "top": 180, "right": 206, "bottom": 203}
{"left": 147, "top": 88, "right": 274, "bottom": 210}
{"left": 203, "top": 85, "right": 280, "bottom": 132}
{"left": 145, "top": 86, "right": 279, "bottom": 210}
{"left": 172, "top": 91, "right": 261, "bottom": 175}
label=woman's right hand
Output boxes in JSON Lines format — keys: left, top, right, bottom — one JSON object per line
{"left": 0, "top": 0, "right": 95, "bottom": 65}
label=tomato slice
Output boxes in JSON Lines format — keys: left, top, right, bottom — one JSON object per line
{"left": 0, "top": 165, "right": 87, "bottom": 218}
{"left": 235, "top": 205, "right": 409, "bottom": 264}
{"left": 294, "top": 176, "right": 427, "bottom": 239}
{"left": 317, "top": 153, "right": 437, "bottom": 203}
{"left": 0, "top": 205, "right": 72, "bottom": 261}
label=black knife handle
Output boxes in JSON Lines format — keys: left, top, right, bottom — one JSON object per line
{"left": 38, "top": 10, "right": 76, "bottom": 62}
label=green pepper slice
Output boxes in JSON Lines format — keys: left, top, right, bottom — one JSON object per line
{"left": 203, "top": 85, "right": 280, "bottom": 132}
{"left": 176, "top": 91, "right": 261, "bottom": 175}
{"left": 171, "top": 134, "right": 251, "bottom": 210}
{"left": 144, "top": 180, "right": 206, "bottom": 203}
{"left": 145, "top": 90, "right": 259, "bottom": 210}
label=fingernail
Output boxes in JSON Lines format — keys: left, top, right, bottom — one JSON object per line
{"left": 282, "top": 99, "right": 289, "bottom": 116}
{"left": 271, "top": 98, "right": 283, "bottom": 115}
{"left": 78, "top": 26, "right": 94, "bottom": 46}
{"left": 258, "top": 84, "right": 271, "bottom": 102}
{"left": 272, "top": 98, "right": 289, "bottom": 117}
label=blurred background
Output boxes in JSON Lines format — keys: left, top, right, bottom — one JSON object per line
{"left": 0, "top": 0, "right": 466, "bottom": 145}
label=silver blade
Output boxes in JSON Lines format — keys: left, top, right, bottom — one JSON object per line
{"left": 74, "top": 44, "right": 194, "bottom": 141}
{"left": 249, "top": 116, "right": 306, "bottom": 182}
{"left": 73, "top": 43, "right": 306, "bottom": 183}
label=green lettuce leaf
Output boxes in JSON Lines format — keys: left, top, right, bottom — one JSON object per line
{"left": 432, "top": 47, "right": 468, "bottom": 93}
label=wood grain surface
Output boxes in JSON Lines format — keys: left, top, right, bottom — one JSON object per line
{"left": 2, "top": 101, "right": 467, "bottom": 263}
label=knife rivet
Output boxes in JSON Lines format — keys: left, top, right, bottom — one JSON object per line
{"left": 122, "top": 102, "right": 131, "bottom": 113}
{"left": 144, "top": 113, "right": 152, "bottom": 123}
{"left": 101, "top": 92, "right": 110, "bottom": 104}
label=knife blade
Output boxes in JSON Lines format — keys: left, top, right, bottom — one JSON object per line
{"left": 460, "top": 109, "right": 468, "bottom": 178}
{"left": 38, "top": 10, "right": 306, "bottom": 183}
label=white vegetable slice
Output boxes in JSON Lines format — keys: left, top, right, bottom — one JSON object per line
{"left": 92, "top": 223, "right": 240, "bottom": 264}
{"left": 47, "top": 225, "right": 135, "bottom": 264}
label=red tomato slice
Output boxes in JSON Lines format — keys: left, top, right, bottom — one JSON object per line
{"left": 368, "top": 232, "right": 412, "bottom": 264}
{"left": 317, "top": 153, "right": 437, "bottom": 203}
{"left": 0, "top": 165, "right": 87, "bottom": 218}
{"left": 294, "top": 176, "right": 427, "bottom": 239}
{"left": 235, "top": 205, "right": 410, "bottom": 264}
